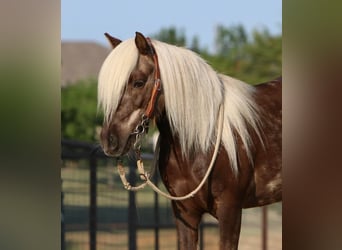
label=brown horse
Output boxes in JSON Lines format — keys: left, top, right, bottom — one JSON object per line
{"left": 98, "top": 32, "right": 281, "bottom": 250}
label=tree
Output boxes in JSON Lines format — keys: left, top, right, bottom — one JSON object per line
{"left": 243, "top": 29, "right": 282, "bottom": 82}
{"left": 206, "top": 25, "right": 281, "bottom": 83}
{"left": 151, "top": 27, "right": 187, "bottom": 47}
{"left": 61, "top": 79, "right": 102, "bottom": 142}
{"left": 190, "top": 35, "right": 201, "bottom": 53}
{"left": 214, "top": 24, "right": 248, "bottom": 59}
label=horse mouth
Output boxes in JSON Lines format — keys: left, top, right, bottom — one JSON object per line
{"left": 103, "top": 134, "right": 136, "bottom": 157}
{"left": 121, "top": 135, "right": 137, "bottom": 155}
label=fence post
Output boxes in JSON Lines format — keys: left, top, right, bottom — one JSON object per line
{"left": 128, "top": 158, "right": 137, "bottom": 250}
{"left": 89, "top": 156, "right": 97, "bottom": 250}
{"left": 153, "top": 172, "right": 159, "bottom": 250}
{"left": 61, "top": 189, "right": 65, "bottom": 250}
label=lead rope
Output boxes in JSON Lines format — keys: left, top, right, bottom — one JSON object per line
{"left": 117, "top": 104, "right": 224, "bottom": 200}
{"left": 117, "top": 158, "right": 148, "bottom": 191}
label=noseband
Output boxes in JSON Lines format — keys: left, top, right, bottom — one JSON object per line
{"left": 131, "top": 38, "right": 161, "bottom": 149}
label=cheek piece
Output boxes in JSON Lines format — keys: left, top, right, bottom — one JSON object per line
{"left": 131, "top": 37, "right": 161, "bottom": 151}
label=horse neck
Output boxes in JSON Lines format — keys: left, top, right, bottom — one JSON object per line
{"left": 155, "top": 110, "right": 198, "bottom": 165}
{"left": 155, "top": 111, "right": 191, "bottom": 178}
{"left": 155, "top": 110, "right": 173, "bottom": 143}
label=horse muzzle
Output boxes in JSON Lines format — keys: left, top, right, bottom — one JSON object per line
{"left": 100, "top": 127, "right": 136, "bottom": 157}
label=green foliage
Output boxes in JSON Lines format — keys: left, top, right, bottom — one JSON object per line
{"left": 151, "top": 26, "right": 187, "bottom": 47}
{"left": 214, "top": 24, "right": 248, "bottom": 58}
{"left": 205, "top": 25, "right": 282, "bottom": 84}
{"left": 243, "top": 29, "right": 282, "bottom": 83}
{"left": 61, "top": 78, "right": 102, "bottom": 142}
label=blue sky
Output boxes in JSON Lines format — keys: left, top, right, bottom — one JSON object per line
{"left": 62, "top": 0, "right": 281, "bottom": 51}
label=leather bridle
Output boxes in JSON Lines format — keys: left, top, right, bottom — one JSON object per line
{"left": 131, "top": 38, "right": 161, "bottom": 149}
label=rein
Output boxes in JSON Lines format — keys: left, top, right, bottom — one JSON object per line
{"left": 117, "top": 38, "right": 224, "bottom": 200}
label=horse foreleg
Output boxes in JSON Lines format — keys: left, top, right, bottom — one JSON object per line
{"left": 217, "top": 205, "right": 242, "bottom": 250}
{"left": 172, "top": 201, "right": 202, "bottom": 250}
{"left": 175, "top": 218, "right": 199, "bottom": 250}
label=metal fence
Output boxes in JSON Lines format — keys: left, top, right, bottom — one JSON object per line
{"left": 61, "top": 139, "right": 281, "bottom": 250}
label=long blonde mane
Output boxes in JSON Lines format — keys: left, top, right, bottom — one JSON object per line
{"left": 98, "top": 38, "right": 262, "bottom": 175}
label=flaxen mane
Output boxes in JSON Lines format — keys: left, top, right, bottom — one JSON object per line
{"left": 98, "top": 38, "right": 262, "bottom": 174}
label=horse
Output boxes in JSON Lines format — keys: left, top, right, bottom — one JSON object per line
{"left": 98, "top": 32, "right": 282, "bottom": 250}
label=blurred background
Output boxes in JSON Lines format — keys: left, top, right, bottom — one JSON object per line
{"left": 61, "top": 1, "right": 282, "bottom": 249}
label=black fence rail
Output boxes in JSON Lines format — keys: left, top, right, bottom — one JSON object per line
{"left": 61, "top": 139, "right": 281, "bottom": 250}
{"left": 62, "top": 139, "right": 101, "bottom": 250}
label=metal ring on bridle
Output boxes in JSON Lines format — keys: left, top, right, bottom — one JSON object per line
{"left": 131, "top": 115, "right": 150, "bottom": 136}
{"left": 132, "top": 114, "right": 150, "bottom": 150}
{"left": 133, "top": 124, "right": 145, "bottom": 135}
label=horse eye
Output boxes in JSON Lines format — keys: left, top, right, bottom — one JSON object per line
{"left": 133, "top": 80, "right": 145, "bottom": 88}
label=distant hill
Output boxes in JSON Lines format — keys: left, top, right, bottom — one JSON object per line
{"left": 61, "top": 41, "right": 110, "bottom": 87}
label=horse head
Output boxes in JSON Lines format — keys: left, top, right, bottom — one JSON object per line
{"left": 98, "top": 32, "right": 163, "bottom": 157}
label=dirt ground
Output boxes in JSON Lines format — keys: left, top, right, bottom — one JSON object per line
{"left": 65, "top": 205, "right": 281, "bottom": 250}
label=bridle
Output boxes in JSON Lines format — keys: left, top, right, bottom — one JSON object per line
{"left": 131, "top": 37, "right": 161, "bottom": 150}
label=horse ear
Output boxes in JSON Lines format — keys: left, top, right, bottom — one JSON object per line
{"left": 104, "top": 33, "right": 122, "bottom": 49}
{"left": 135, "top": 32, "right": 152, "bottom": 55}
